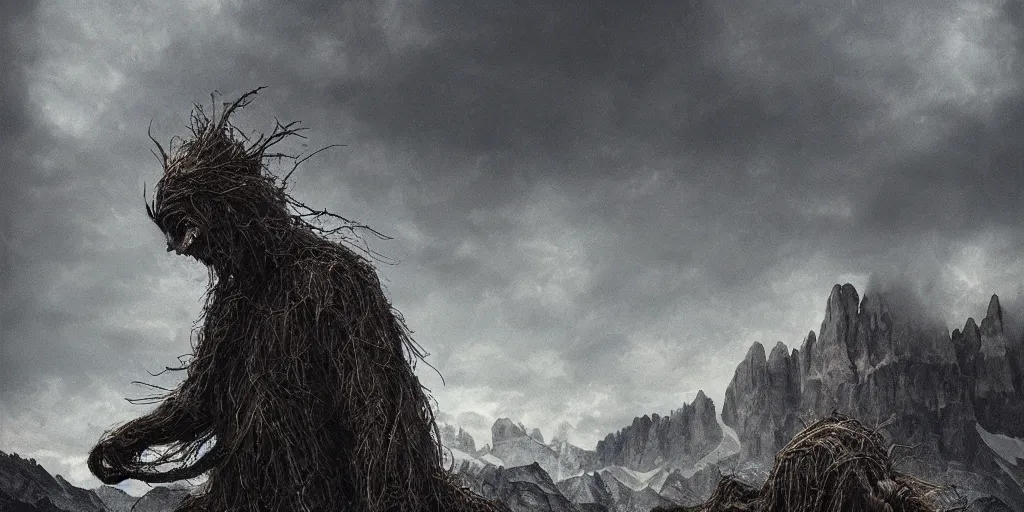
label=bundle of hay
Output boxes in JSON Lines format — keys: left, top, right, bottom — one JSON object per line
{"left": 87, "top": 89, "right": 507, "bottom": 512}
{"left": 655, "top": 413, "right": 943, "bottom": 512}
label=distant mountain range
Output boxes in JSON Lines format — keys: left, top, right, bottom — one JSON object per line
{"left": 442, "top": 284, "right": 1024, "bottom": 511}
{"left": 3, "top": 283, "right": 1023, "bottom": 511}
{"left": 441, "top": 399, "right": 741, "bottom": 511}
{"left": 0, "top": 452, "right": 188, "bottom": 512}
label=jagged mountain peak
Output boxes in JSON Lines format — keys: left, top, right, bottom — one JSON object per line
{"left": 486, "top": 418, "right": 592, "bottom": 480}
{"left": 440, "top": 423, "right": 479, "bottom": 454}
{"left": 767, "top": 341, "right": 792, "bottom": 370}
{"left": 983, "top": 294, "right": 1004, "bottom": 336}
{"left": 965, "top": 316, "right": 980, "bottom": 333}
{"left": 805, "top": 330, "right": 817, "bottom": 343}
{"left": 692, "top": 390, "right": 710, "bottom": 409}
{"left": 529, "top": 428, "right": 545, "bottom": 444}
{"left": 555, "top": 471, "right": 614, "bottom": 509}
{"left": 825, "top": 283, "right": 860, "bottom": 323}
{"left": 662, "top": 391, "right": 718, "bottom": 422}
{"left": 745, "top": 341, "right": 767, "bottom": 365}
{"left": 769, "top": 340, "right": 788, "bottom": 355}
{"left": 492, "top": 418, "right": 529, "bottom": 444}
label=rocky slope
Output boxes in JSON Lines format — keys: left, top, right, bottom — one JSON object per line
{"left": 555, "top": 472, "right": 614, "bottom": 510}
{"left": 0, "top": 452, "right": 106, "bottom": 512}
{"left": 602, "top": 475, "right": 675, "bottom": 512}
{"left": 457, "top": 462, "right": 585, "bottom": 512}
{"left": 0, "top": 451, "right": 192, "bottom": 512}
{"left": 0, "top": 486, "right": 70, "bottom": 512}
{"left": 91, "top": 487, "right": 136, "bottom": 512}
{"left": 721, "top": 284, "right": 1024, "bottom": 508}
{"left": 120, "top": 486, "right": 189, "bottom": 512}
{"left": 456, "top": 461, "right": 703, "bottom": 512}
{"left": 447, "top": 421, "right": 711, "bottom": 510}
{"left": 657, "top": 465, "right": 724, "bottom": 508}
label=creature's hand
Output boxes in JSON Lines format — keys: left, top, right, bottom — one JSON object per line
{"left": 87, "top": 437, "right": 144, "bottom": 485}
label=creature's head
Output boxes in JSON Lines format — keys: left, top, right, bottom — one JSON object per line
{"left": 146, "top": 91, "right": 295, "bottom": 272}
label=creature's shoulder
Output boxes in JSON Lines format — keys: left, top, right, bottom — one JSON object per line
{"left": 281, "top": 252, "right": 361, "bottom": 313}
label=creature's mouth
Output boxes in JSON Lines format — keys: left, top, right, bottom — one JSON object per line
{"left": 167, "top": 225, "right": 201, "bottom": 255}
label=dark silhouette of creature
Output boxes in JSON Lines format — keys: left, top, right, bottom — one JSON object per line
{"left": 88, "top": 90, "right": 504, "bottom": 512}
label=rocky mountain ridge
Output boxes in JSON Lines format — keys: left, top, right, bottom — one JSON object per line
{"left": 721, "top": 284, "right": 1024, "bottom": 508}
{"left": 441, "top": 423, "right": 478, "bottom": 454}
{"left": 441, "top": 389, "right": 728, "bottom": 492}
{"left": 0, "top": 452, "right": 106, "bottom": 512}
{"left": 954, "top": 296, "right": 1024, "bottom": 439}
{"left": 0, "top": 451, "right": 189, "bottom": 512}
{"left": 483, "top": 418, "right": 565, "bottom": 479}
{"left": 595, "top": 391, "right": 722, "bottom": 472}
{"left": 444, "top": 284, "right": 1024, "bottom": 510}
{"left": 440, "top": 392, "right": 733, "bottom": 510}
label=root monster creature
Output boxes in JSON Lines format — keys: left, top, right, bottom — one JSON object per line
{"left": 87, "top": 90, "right": 505, "bottom": 512}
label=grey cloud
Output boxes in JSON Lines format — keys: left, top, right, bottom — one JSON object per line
{"left": 0, "top": 0, "right": 40, "bottom": 282}
{"left": 1, "top": 0, "right": 46, "bottom": 395}
{"left": 335, "top": 1, "right": 721, "bottom": 154}
{"left": 455, "top": 411, "right": 492, "bottom": 432}
{"left": 308, "top": 0, "right": 1024, "bottom": 333}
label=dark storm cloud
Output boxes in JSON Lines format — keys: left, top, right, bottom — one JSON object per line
{"left": 0, "top": 0, "right": 37, "bottom": 281}
{"left": 0, "top": 2, "right": 227, "bottom": 402}
{"left": 259, "top": 0, "right": 1024, "bottom": 311}
{"left": 0, "top": 0, "right": 45, "bottom": 392}
{"left": 219, "top": 0, "right": 1024, "bottom": 432}
{"left": 334, "top": 2, "right": 722, "bottom": 155}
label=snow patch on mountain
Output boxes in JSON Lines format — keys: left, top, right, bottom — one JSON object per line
{"left": 977, "top": 422, "right": 1024, "bottom": 466}
{"left": 478, "top": 453, "right": 504, "bottom": 467}
{"left": 597, "top": 465, "right": 668, "bottom": 492}
{"left": 679, "top": 417, "right": 741, "bottom": 478}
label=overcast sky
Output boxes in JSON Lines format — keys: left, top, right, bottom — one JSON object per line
{"left": 2, "top": 0, "right": 1023, "bottom": 496}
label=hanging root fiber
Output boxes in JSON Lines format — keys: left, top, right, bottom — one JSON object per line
{"left": 655, "top": 413, "right": 944, "bottom": 512}
{"left": 87, "top": 88, "right": 507, "bottom": 512}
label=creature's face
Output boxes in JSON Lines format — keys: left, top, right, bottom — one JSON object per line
{"left": 146, "top": 103, "right": 292, "bottom": 272}
{"left": 148, "top": 147, "right": 288, "bottom": 271}
{"left": 148, "top": 183, "right": 214, "bottom": 264}
{"left": 162, "top": 211, "right": 202, "bottom": 257}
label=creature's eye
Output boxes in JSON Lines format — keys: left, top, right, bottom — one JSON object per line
{"left": 157, "top": 210, "right": 187, "bottom": 239}
{"left": 159, "top": 214, "right": 178, "bottom": 234}
{"left": 159, "top": 212, "right": 196, "bottom": 252}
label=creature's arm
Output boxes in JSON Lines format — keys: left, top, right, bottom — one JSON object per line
{"left": 88, "top": 366, "right": 220, "bottom": 484}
